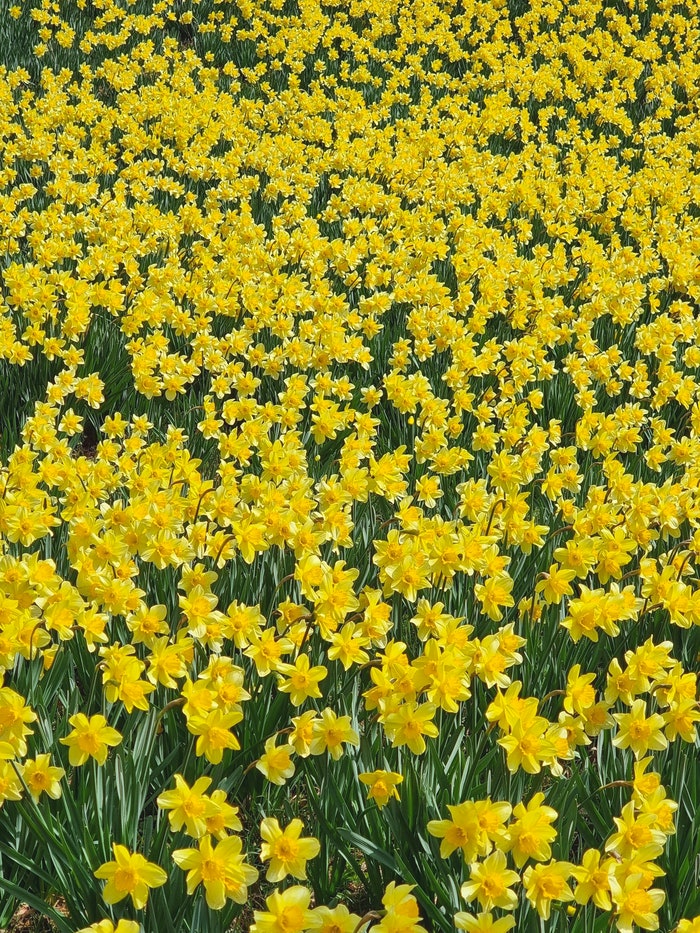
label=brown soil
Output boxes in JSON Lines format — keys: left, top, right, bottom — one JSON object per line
{"left": 3, "top": 905, "right": 55, "bottom": 933}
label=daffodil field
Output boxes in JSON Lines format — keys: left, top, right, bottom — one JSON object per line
{"left": 1, "top": 0, "right": 700, "bottom": 931}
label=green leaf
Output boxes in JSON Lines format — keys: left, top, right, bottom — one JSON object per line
{"left": 0, "top": 879, "right": 74, "bottom": 933}
{"left": 336, "top": 828, "right": 398, "bottom": 872}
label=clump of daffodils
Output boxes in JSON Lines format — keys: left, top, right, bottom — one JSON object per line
{"left": 1, "top": 0, "right": 700, "bottom": 928}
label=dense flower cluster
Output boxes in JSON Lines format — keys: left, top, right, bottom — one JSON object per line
{"left": 1, "top": 0, "right": 700, "bottom": 931}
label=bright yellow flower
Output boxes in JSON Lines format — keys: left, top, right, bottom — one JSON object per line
{"left": 677, "top": 918, "right": 700, "bottom": 932}
{"left": 359, "top": 770, "right": 403, "bottom": 809}
{"left": 605, "top": 802, "right": 666, "bottom": 859}
{"left": 0, "top": 761, "right": 23, "bottom": 806}
{"left": 382, "top": 701, "right": 438, "bottom": 755}
{"left": 0, "top": 687, "right": 37, "bottom": 757}
{"left": 454, "top": 913, "right": 515, "bottom": 932}
{"left": 637, "top": 786, "right": 678, "bottom": 836}
{"left": 327, "top": 622, "right": 370, "bottom": 670}
{"left": 610, "top": 874, "right": 665, "bottom": 933}
{"left": 276, "top": 653, "right": 327, "bottom": 705}
{"left": 428, "top": 801, "right": 483, "bottom": 861}
{"left": 564, "top": 665, "right": 597, "bottom": 715}
{"left": 21, "top": 754, "right": 64, "bottom": 801}
{"left": 187, "top": 708, "right": 243, "bottom": 764}
{"left": 94, "top": 844, "right": 167, "bottom": 910}
{"left": 373, "top": 882, "right": 427, "bottom": 933}
{"left": 77, "top": 922, "right": 141, "bottom": 933}
{"left": 631, "top": 758, "right": 662, "bottom": 799}
{"left": 536, "top": 564, "right": 577, "bottom": 605}
{"left": 157, "top": 774, "right": 219, "bottom": 838}
{"left": 663, "top": 698, "right": 700, "bottom": 743}
{"left": 256, "top": 736, "right": 296, "bottom": 785}
{"left": 613, "top": 700, "right": 668, "bottom": 758}
{"left": 260, "top": 817, "right": 320, "bottom": 882}
{"left": 206, "top": 789, "right": 243, "bottom": 839}
{"left": 60, "top": 713, "right": 122, "bottom": 766}
{"left": 172, "top": 834, "right": 258, "bottom": 909}
{"left": 522, "top": 860, "right": 575, "bottom": 920}
{"left": 474, "top": 573, "right": 514, "bottom": 622}
{"left": 251, "top": 885, "right": 314, "bottom": 933}
{"left": 572, "top": 848, "right": 614, "bottom": 910}
{"left": 288, "top": 711, "right": 319, "bottom": 758}
{"left": 310, "top": 904, "right": 361, "bottom": 933}
{"left": 501, "top": 793, "right": 558, "bottom": 868}
{"left": 498, "top": 714, "right": 556, "bottom": 774}
{"left": 461, "top": 851, "right": 520, "bottom": 911}
{"left": 309, "top": 708, "right": 359, "bottom": 759}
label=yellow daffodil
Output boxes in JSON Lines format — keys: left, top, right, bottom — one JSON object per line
{"left": 251, "top": 885, "right": 314, "bottom": 933}
{"left": 172, "top": 834, "right": 258, "bottom": 909}
{"left": 20, "top": 754, "right": 64, "bottom": 801}
{"left": 613, "top": 700, "right": 668, "bottom": 758}
{"left": 359, "top": 770, "right": 403, "bottom": 809}
{"left": 260, "top": 817, "right": 320, "bottom": 882}
{"left": 156, "top": 774, "right": 219, "bottom": 838}
{"left": 256, "top": 736, "right": 296, "bottom": 785}
{"left": 460, "top": 851, "right": 520, "bottom": 911}
{"left": 60, "top": 713, "right": 122, "bottom": 766}
{"left": 94, "top": 845, "right": 167, "bottom": 909}
{"left": 522, "top": 860, "right": 575, "bottom": 920}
